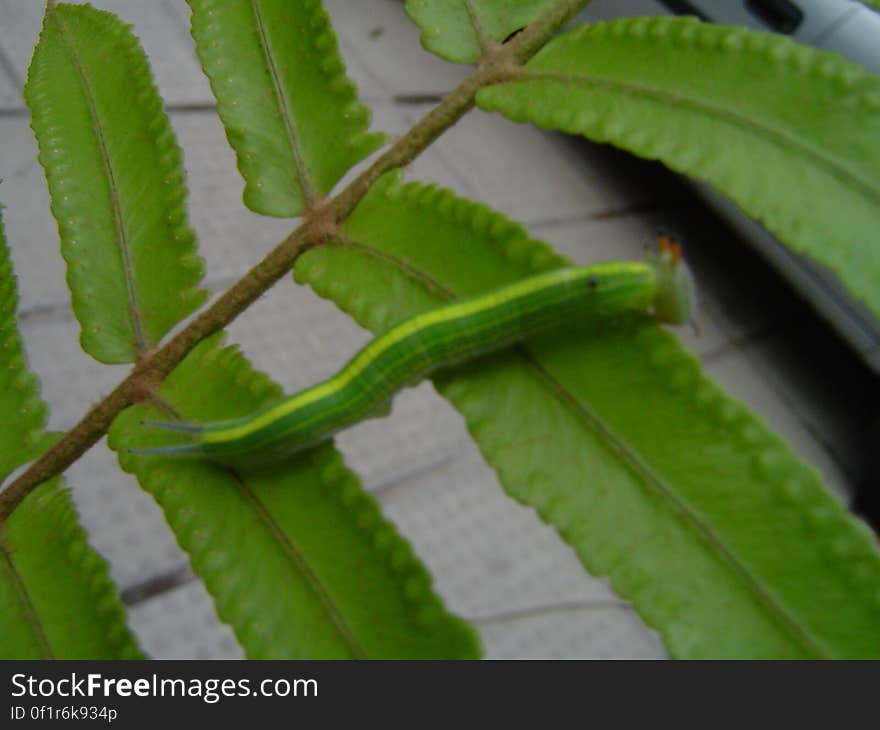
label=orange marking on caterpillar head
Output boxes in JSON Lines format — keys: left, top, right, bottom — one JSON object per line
{"left": 657, "top": 232, "right": 682, "bottom": 264}
{"left": 648, "top": 232, "right": 694, "bottom": 325}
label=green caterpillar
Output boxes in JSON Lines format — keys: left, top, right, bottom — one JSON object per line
{"left": 135, "top": 238, "right": 693, "bottom": 465}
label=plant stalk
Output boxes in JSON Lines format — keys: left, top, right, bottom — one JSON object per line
{"left": 0, "top": 0, "right": 590, "bottom": 523}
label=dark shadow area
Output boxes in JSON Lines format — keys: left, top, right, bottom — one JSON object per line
{"left": 555, "top": 133, "right": 880, "bottom": 533}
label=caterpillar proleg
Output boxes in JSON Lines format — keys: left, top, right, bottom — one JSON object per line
{"left": 133, "top": 240, "right": 693, "bottom": 465}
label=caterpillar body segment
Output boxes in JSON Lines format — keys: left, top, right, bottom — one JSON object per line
{"left": 135, "top": 254, "right": 693, "bottom": 465}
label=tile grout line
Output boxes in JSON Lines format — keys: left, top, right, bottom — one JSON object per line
{"left": 0, "top": 95, "right": 463, "bottom": 116}
{"left": 121, "top": 563, "right": 638, "bottom": 630}
{"left": 159, "top": 0, "right": 197, "bottom": 47}
{"left": 120, "top": 563, "right": 194, "bottom": 606}
{"left": 118, "top": 442, "right": 472, "bottom": 607}
{"left": 465, "top": 597, "right": 632, "bottom": 625}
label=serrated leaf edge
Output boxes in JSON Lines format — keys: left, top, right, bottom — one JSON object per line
{"left": 0, "top": 526, "right": 53, "bottom": 658}
{"left": 187, "top": 0, "right": 385, "bottom": 217}
{"left": 296, "top": 173, "right": 880, "bottom": 658}
{"left": 24, "top": 4, "right": 207, "bottom": 362}
{"left": 476, "top": 17, "right": 880, "bottom": 314}
{"left": 109, "top": 338, "right": 478, "bottom": 658}
{"left": 2, "top": 482, "right": 143, "bottom": 659}
{"left": 0, "top": 218, "right": 49, "bottom": 479}
{"left": 513, "top": 18, "right": 880, "bottom": 204}
{"left": 404, "top": 0, "right": 481, "bottom": 64}
{"left": 1, "top": 208, "right": 140, "bottom": 659}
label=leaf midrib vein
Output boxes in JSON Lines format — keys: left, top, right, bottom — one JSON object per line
{"left": 228, "top": 467, "right": 368, "bottom": 659}
{"left": 327, "top": 237, "right": 831, "bottom": 659}
{"left": 515, "top": 349, "right": 831, "bottom": 658}
{"left": 509, "top": 69, "right": 880, "bottom": 207}
{"left": 250, "top": 0, "right": 316, "bottom": 206}
{"left": 54, "top": 12, "right": 148, "bottom": 355}
{"left": 464, "top": 0, "right": 492, "bottom": 53}
{"left": 0, "top": 527, "right": 55, "bottom": 659}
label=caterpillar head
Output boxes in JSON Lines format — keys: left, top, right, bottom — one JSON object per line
{"left": 648, "top": 234, "right": 695, "bottom": 326}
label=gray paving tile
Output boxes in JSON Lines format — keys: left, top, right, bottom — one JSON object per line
{"left": 431, "top": 110, "right": 681, "bottom": 224}
{"left": 0, "top": 65, "right": 18, "bottom": 108}
{"left": 19, "top": 312, "right": 187, "bottom": 590}
{"left": 105, "top": 0, "right": 213, "bottom": 106}
{"left": 0, "top": 0, "right": 212, "bottom": 108}
{"left": 478, "top": 604, "right": 664, "bottom": 659}
{"left": 0, "top": 0, "right": 41, "bottom": 93}
{"left": 171, "top": 102, "right": 407, "bottom": 288}
{"left": 0, "top": 0, "right": 468, "bottom": 107}
{"left": 127, "top": 580, "right": 243, "bottom": 660}
{"left": 325, "top": 0, "right": 469, "bottom": 99}
{"left": 171, "top": 98, "right": 466, "bottom": 285}
{"left": 1, "top": 117, "right": 65, "bottom": 314}
{"left": 169, "top": 110, "right": 296, "bottom": 284}
{"left": 2, "top": 105, "right": 293, "bottom": 314}
{"left": 327, "top": 99, "right": 480, "bottom": 196}
{"left": 2, "top": 0, "right": 871, "bottom": 660}
{"left": 703, "top": 346, "right": 851, "bottom": 501}
{"left": 379, "top": 449, "right": 644, "bottom": 622}
{"left": 19, "top": 309, "right": 125, "bottom": 431}
{"left": 68, "top": 443, "right": 185, "bottom": 592}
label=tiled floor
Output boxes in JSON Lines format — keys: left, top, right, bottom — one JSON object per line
{"left": 0, "top": 0, "right": 875, "bottom": 658}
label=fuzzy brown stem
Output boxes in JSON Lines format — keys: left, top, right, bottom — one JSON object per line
{"left": 0, "top": 0, "right": 590, "bottom": 524}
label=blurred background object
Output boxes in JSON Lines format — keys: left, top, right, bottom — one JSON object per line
{"left": 582, "top": 0, "right": 880, "bottom": 376}
{"left": 1, "top": 0, "right": 877, "bottom": 657}
{"left": 581, "top": 0, "right": 880, "bottom": 528}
